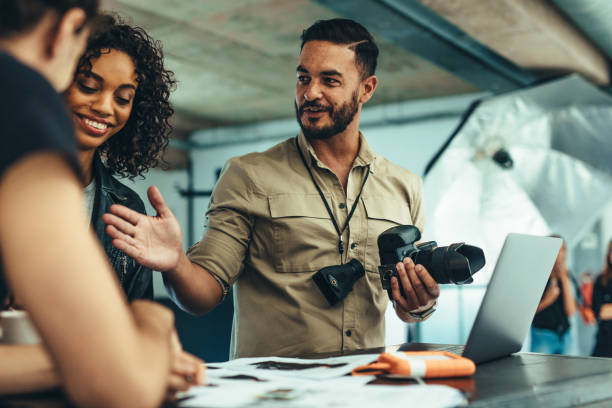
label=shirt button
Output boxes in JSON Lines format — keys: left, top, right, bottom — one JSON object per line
{"left": 345, "top": 330, "right": 352, "bottom": 337}
{"left": 339, "top": 202, "right": 346, "bottom": 209}
{"left": 350, "top": 243, "right": 356, "bottom": 249}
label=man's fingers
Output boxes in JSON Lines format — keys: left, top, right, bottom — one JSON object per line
{"left": 404, "top": 260, "right": 430, "bottom": 306}
{"left": 414, "top": 264, "right": 440, "bottom": 298}
{"left": 391, "top": 277, "right": 411, "bottom": 311}
{"left": 108, "top": 203, "right": 142, "bottom": 225}
{"left": 394, "top": 262, "right": 418, "bottom": 310}
{"left": 148, "top": 186, "right": 172, "bottom": 218}
{"left": 106, "top": 225, "right": 137, "bottom": 247}
{"left": 102, "top": 213, "right": 136, "bottom": 237}
{"left": 106, "top": 227, "right": 141, "bottom": 260}
{"left": 112, "top": 239, "right": 142, "bottom": 261}
{"left": 398, "top": 260, "right": 419, "bottom": 309}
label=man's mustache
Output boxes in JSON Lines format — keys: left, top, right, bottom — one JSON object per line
{"left": 298, "top": 101, "right": 332, "bottom": 115}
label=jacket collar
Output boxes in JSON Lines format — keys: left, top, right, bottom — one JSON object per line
{"left": 92, "top": 153, "right": 127, "bottom": 202}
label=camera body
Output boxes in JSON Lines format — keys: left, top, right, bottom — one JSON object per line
{"left": 312, "top": 259, "right": 365, "bottom": 306}
{"left": 378, "top": 225, "right": 485, "bottom": 299}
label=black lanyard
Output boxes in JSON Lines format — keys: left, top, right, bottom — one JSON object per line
{"left": 295, "top": 137, "right": 370, "bottom": 260}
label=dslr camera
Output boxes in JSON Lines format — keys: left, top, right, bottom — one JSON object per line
{"left": 378, "top": 225, "right": 485, "bottom": 299}
{"left": 312, "top": 259, "right": 365, "bottom": 306}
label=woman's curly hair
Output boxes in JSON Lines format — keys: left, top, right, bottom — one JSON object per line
{"left": 76, "top": 14, "right": 176, "bottom": 178}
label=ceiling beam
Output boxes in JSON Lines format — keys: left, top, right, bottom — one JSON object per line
{"left": 313, "top": 0, "right": 539, "bottom": 93}
{"left": 421, "top": 0, "right": 610, "bottom": 86}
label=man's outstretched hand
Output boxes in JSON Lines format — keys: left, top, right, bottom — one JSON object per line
{"left": 102, "top": 186, "right": 183, "bottom": 272}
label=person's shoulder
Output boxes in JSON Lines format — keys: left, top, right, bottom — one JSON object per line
{"left": 219, "top": 138, "right": 296, "bottom": 195}
{"left": 234, "top": 138, "right": 293, "bottom": 161}
{"left": 0, "top": 52, "right": 61, "bottom": 111}
{"left": 0, "top": 53, "right": 76, "bottom": 177}
{"left": 226, "top": 137, "right": 294, "bottom": 170}
{"left": 374, "top": 154, "right": 422, "bottom": 185}
{"left": 0, "top": 52, "right": 39, "bottom": 91}
{"left": 0, "top": 52, "right": 72, "bottom": 137}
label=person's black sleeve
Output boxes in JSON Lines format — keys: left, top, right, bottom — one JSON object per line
{"left": 592, "top": 276, "right": 604, "bottom": 319}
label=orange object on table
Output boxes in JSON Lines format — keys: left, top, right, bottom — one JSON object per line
{"left": 352, "top": 351, "right": 476, "bottom": 379}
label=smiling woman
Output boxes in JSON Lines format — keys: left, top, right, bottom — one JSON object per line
{"left": 63, "top": 14, "right": 177, "bottom": 301}
{"left": 68, "top": 49, "right": 137, "bottom": 151}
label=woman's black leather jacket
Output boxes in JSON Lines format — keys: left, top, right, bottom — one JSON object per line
{"left": 91, "top": 155, "right": 153, "bottom": 301}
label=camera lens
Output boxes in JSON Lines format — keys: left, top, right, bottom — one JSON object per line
{"left": 377, "top": 225, "right": 486, "bottom": 300}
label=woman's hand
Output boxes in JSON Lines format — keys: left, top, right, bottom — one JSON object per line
{"left": 536, "top": 279, "right": 560, "bottom": 313}
{"left": 167, "top": 331, "right": 206, "bottom": 401}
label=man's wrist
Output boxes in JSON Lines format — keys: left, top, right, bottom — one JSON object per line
{"left": 407, "top": 300, "right": 437, "bottom": 321}
{"left": 168, "top": 251, "right": 190, "bottom": 276}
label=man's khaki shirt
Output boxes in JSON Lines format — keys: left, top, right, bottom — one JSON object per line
{"left": 187, "top": 132, "right": 425, "bottom": 358}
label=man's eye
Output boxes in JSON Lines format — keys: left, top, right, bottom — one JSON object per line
{"left": 325, "top": 78, "right": 339, "bottom": 85}
{"left": 297, "top": 76, "right": 309, "bottom": 83}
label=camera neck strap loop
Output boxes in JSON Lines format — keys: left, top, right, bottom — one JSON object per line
{"left": 295, "top": 137, "right": 370, "bottom": 258}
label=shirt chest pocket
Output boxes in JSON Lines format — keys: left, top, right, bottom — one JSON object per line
{"left": 268, "top": 194, "right": 338, "bottom": 273}
{"left": 363, "top": 196, "right": 413, "bottom": 273}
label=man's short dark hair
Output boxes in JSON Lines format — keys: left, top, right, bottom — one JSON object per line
{"left": 0, "top": 0, "right": 99, "bottom": 38}
{"left": 300, "top": 18, "right": 379, "bottom": 79}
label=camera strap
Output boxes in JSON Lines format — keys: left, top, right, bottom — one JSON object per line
{"left": 295, "top": 137, "right": 370, "bottom": 259}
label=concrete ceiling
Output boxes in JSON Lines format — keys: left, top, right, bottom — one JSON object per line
{"left": 101, "top": 0, "right": 612, "bottom": 168}
{"left": 418, "top": 0, "right": 609, "bottom": 85}
{"left": 103, "top": 0, "right": 476, "bottom": 124}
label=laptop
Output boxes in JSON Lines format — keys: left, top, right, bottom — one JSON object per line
{"left": 402, "top": 233, "right": 562, "bottom": 364}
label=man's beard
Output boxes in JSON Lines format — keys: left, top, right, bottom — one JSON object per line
{"left": 295, "top": 90, "right": 359, "bottom": 140}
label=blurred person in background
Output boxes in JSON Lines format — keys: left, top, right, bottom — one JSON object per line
{"left": 530, "top": 236, "right": 577, "bottom": 354}
{"left": 592, "top": 240, "right": 612, "bottom": 357}
{"left": 579, "top": 270, "right": 596, "bottom": 326}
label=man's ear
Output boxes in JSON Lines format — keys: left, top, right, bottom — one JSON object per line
{"left": 47, "top": 8, "right": 87, "bottom": 58}
{"left": 359, "top": 75, "right": 378, "bottom": 104}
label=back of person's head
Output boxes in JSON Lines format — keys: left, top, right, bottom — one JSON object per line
{"left": 300, "top": 18, "right": 379, "bottom": 79}
{"left": 0, "top": 0, "right": 99, "bottom": 39}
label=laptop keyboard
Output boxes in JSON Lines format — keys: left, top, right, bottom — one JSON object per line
{"left": 398, "top": 343, "right": 465, "bottom": 355}
{"left": 436, "top": 344, "right": 465, "bottom": 355}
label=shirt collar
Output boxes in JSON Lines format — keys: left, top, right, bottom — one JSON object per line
{"left": 296, "top": 131, "right": 377, "bottom": 173}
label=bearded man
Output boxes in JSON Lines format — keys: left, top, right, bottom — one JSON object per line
{"left": 103, "top": 18, "right": 440, "bottom": 358}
